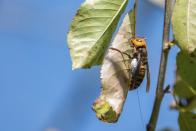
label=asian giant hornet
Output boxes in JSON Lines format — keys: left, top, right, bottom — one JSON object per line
{"left": 110, "top": 37, "right": 150, "bottom": 92}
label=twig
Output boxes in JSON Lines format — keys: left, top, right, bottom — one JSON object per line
{"left": 146, "top": 0, "right": 175, "bottom": 131}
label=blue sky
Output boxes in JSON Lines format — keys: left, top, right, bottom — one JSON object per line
{"left": 0, "top": 0, "right": 179, "bottom": 131}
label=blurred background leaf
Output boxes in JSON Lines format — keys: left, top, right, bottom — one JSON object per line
{"left": 172, "top": 0, "right": 196, "bottom": 130}
{"left": 173, "top": 37, "right": 196, "bottom": 131}
{"left": 178, "top": 112, "right": 196, "bottom": 131}
{"left": 174, "top": 51, "right": 196, "bottom": 100}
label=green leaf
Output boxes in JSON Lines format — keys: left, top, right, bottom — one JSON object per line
{"left": 92, "top": 8, "right": 136, "bottom": 123}
{"left": 174, "top": 51, "right": 196, "bottom": 113}
{"left": 174, "top": 51, "right": 196, "bottom": 99}
{"left": 172, "top": 0, "right": 196, "bottom": 53}
{"left": 67, "top": 0, "right": 128, "bottom": 69}
{"left": 173, "top": 9, "right": 196, "bottom": 127}
{"left": 178, "top": 112, "right": 196, "bottom": 131}
{"left": 173, "top": 3, "right": 196, "bottom": 127}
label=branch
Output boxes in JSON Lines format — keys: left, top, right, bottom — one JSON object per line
{"left": 146, "top": 0, "right": 175, "bottom": 131}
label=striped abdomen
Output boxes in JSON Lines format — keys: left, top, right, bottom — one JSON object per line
{"left": 130, "top": 63, "right": 146, "bottom": 90}
{"left": 129, "top": 47, "right": 147, "bottom": 90}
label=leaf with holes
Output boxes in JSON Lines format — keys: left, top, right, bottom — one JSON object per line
{"left": 172, "top": 0, "right": 196, "bottom": 53}
{"left": 67, "top": 0, "right": 128, "bottom": 69}
{"left": 92, "top": 8, "right": 136, "bottom": 123}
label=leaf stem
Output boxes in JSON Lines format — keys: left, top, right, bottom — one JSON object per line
{"left": 146, "top": 0, "right": 175, "bottom": 131}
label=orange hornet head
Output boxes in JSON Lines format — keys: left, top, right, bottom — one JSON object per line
{"left": 130, "top": 37, "right": 147, "bottom": 48}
